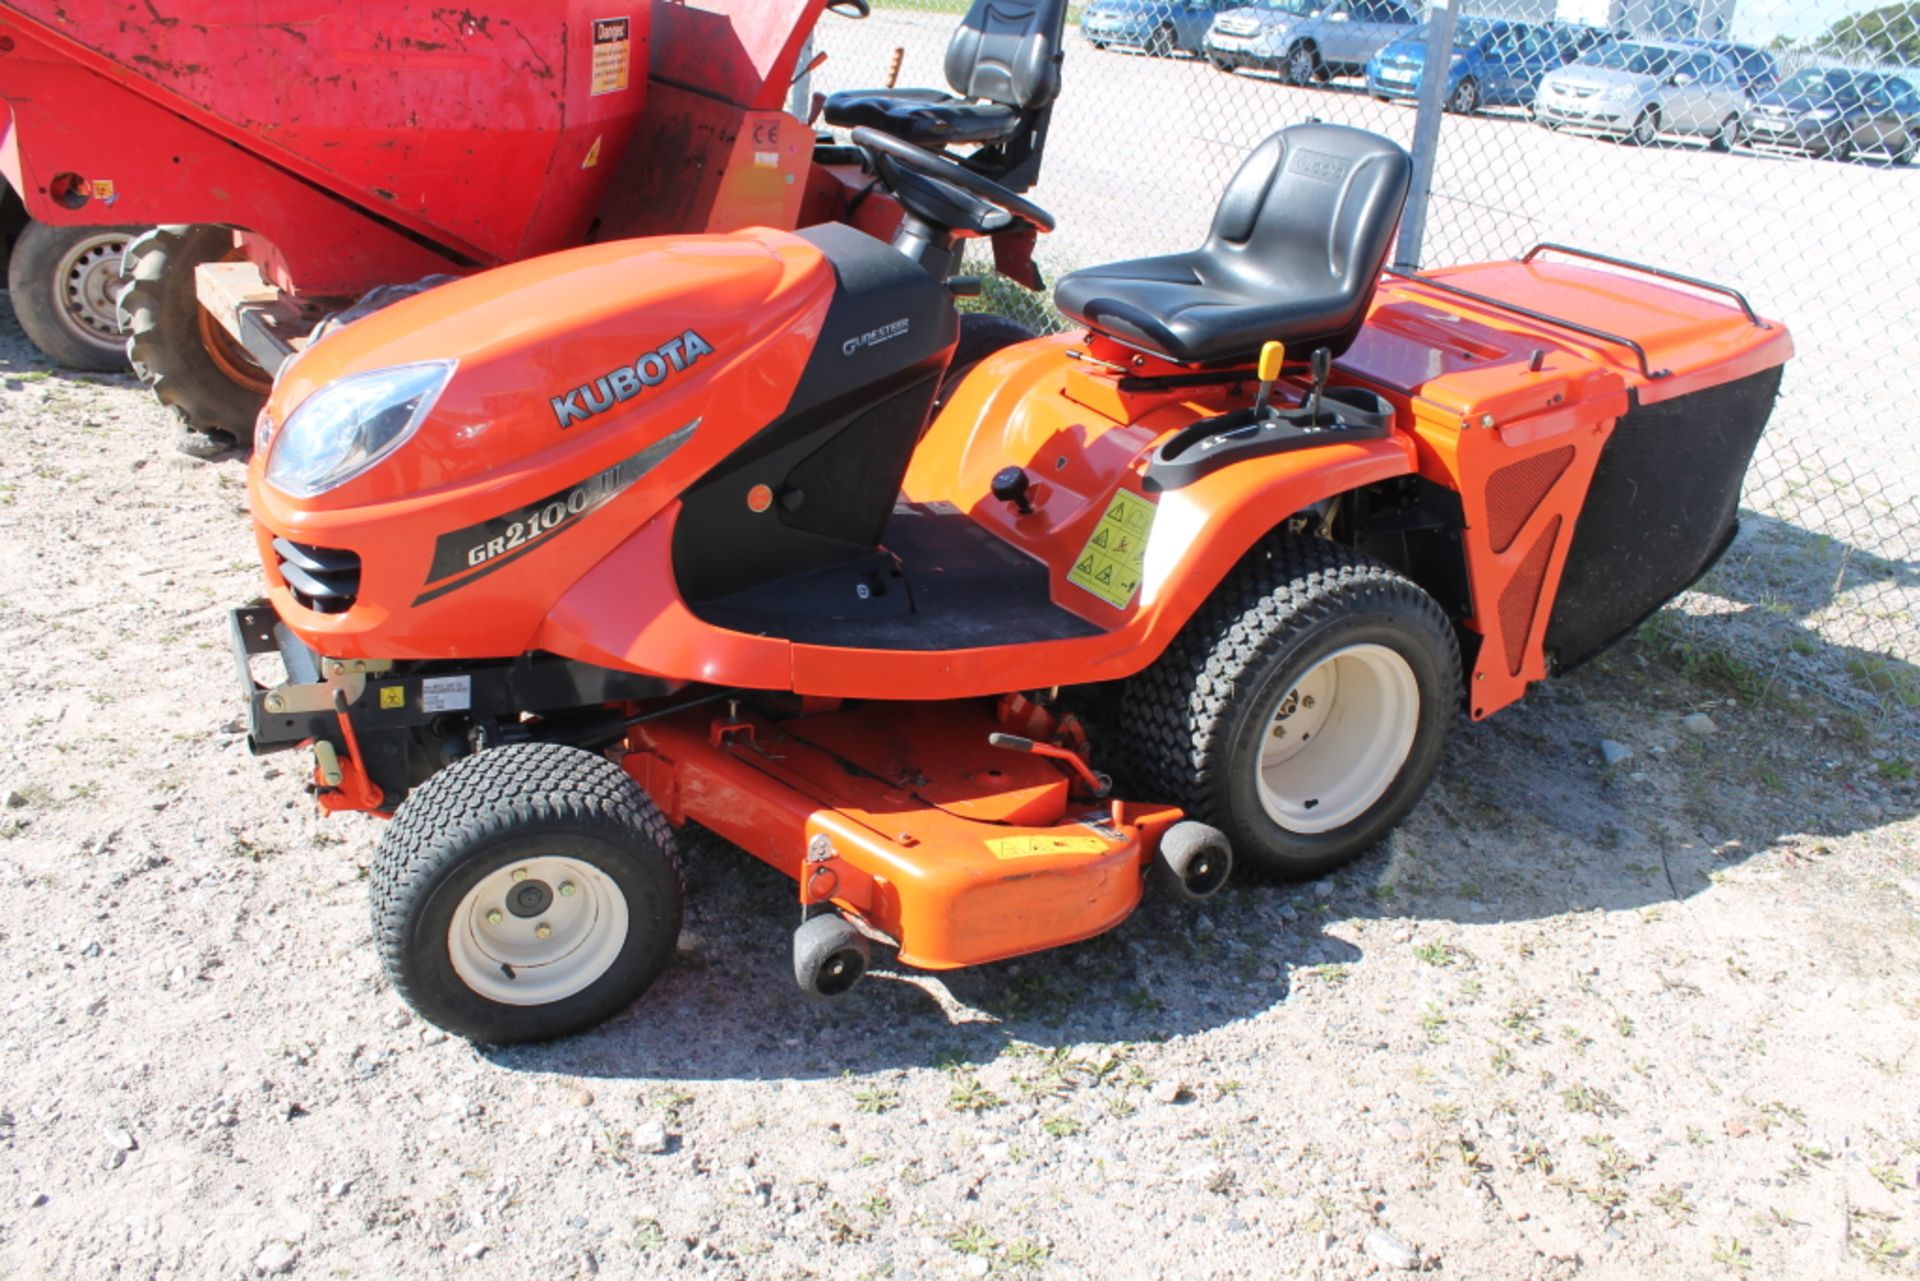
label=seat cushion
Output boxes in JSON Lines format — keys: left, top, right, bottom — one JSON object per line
{"left": 1053, "top": 124, "right": 1413, "bottom": 366}
{"left": 822, "top": 89, "right": 1023, "bottom": 146}
{"left": 1053, "top": 252, "right": 1365, "bottom": 366}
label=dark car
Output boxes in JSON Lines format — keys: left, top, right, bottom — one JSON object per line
{"left": 1745, "top": 67, "right": 1918, "bottom": 164}
{"left": 1680, "top": 39, "right": 1780, "bottom": 94}
{"left": 1082, "top": 0, "right": 1235, "bottom": 57}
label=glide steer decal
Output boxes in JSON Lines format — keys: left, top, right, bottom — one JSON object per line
{"left": 551, "top": 330, "right": 714, "bottom": 429}
{"left": 412, "top": 421, "right": 699, "bottom": 606}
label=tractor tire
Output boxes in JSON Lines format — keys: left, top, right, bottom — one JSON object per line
{"left": 6, "top": 221, "right": 139, "bottom": 372}
{"left": 117, "top": 226, "right": 273, "bottom": 457}
{"left": 935, "top": 312, "right": 1037, "bottom": 412}
{"left": 370, "top": 742, "right": 685, "bottom": 1044}
{"left": 1124, "top": 535, "right": 1460, "bottom": 882}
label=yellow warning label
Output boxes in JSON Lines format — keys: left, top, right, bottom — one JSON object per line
{"left": 1067, "top": 489, "right": 1156, "bottom": 609}
{"left": 379, "top": 686, "right": 406, "bottom": 710}
{"left": 589, "top": 17, "right": 631, "bottom": 96}
{"left": 581, "top": 134, "right": 603, "bottom": 169}
{"left": 985, "top": 834, "right": 1113, "bottom": 860}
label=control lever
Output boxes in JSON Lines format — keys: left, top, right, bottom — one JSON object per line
{"left": 1250, "top": 340, "right": 1286, "bottom": 419}
{"left": 1308, "top": 347, "right": 1331, "bottom": 422}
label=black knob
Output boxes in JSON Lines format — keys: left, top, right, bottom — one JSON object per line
{"left": 991, "top": 465, "right": 1034, "bottom": 515}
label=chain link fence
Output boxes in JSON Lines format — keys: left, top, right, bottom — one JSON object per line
{"left": 806, "top": 0, "right": 1920, "bottom": 725}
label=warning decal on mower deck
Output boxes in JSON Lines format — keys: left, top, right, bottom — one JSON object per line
{"left": 985, "top": 834, "right": 1113, "bottom": 860}
{"left": 589, "top": 17, "right": 631, "bottom": 95}
{"left": 1067, "top": 489, "right": 1155, "bottom": 610}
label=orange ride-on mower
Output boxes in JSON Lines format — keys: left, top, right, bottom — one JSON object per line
{"left": 230, "top": 122, "right": 1791, "bottom": 1042}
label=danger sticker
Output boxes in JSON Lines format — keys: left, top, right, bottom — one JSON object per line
{"left": 985, "top": 834, "right": 1113, "bottom": 860}
{"left": 1067, "top": 489, "right": 1156, "bottom": 610}
{"left": 421, "top": 676, "right": 471, "bottom": 714}
{"left": 590, "top": 17, "right": 631, "bottom": 95}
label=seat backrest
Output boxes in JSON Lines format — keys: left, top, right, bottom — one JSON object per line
{"left": 943, "top": 0, "right": 1069, "bottom": 110}
{"left": 1205, "top": 123, "right": 1412, "bottom": 350}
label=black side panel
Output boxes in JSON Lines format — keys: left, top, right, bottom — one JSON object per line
{"left": 1544, "top": 364, "right": 1785, "bottom": 675}
{"left": 672, "top": 224, "right": 958, "bottom": 603}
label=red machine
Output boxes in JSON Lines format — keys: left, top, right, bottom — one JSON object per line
{"left": 0, "top": 0, "right": 986, "bottom": 449}
{"left": 228, "top": 121, "right": 1790, "bottom": 1042}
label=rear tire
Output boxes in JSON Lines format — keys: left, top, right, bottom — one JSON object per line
{"left": 6, "top": 221, "right": 138, "bottom": 372}
{"left": 1894, "top": 132, "right": 1917, "bottom": 166}
{"left": 116, "top": 226, "right": 273, "bottom": 455}
{"left": 1819, "top": 124, "right": 1854, "bottom": 163}
{"left": 936, "top": 312, "right": 1038, "bottom": 410}
{"left": 1124, "top": 536, "right": 1460, "bottom": 882}
{"left": 370, "top": 742, "right": 685, "bottom": 1043}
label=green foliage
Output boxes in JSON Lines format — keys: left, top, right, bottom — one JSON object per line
{"left": 1814, "top": 3, "right": 1920, "bottom": 64}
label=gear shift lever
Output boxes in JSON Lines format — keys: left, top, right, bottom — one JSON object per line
{"left": 1308, "top": 347, "right": 1331, "bottom": 422}
{"left": 1251, "top": 340, "right": 1286, "bottom": 419}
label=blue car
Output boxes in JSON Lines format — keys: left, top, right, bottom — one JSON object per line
{"left": 1081, "top": 0, "right": 1235, "bottom": 57}
{"left": 1366, "top": 18, "right": 1601, "bottom": 114}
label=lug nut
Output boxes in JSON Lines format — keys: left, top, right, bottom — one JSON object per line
{"left": 559, "top": 882, "right": 576, "bottom": 898}
{"left": 511, "top": 868, "right": 529, "bottom": 882}
{"left": 486, "top": 910, "right": 503, "bottom": 925}
{"left": 535, "top": 923, "right": 553, "bottom": 940}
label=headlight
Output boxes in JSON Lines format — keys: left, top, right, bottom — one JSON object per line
{"left": 265, "top": 361, "right": 454, "bottom": 498}
{"left": 1450, "top": 53, "right": 1467, "bottom": 67}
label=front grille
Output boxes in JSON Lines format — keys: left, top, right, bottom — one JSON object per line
{"left": 274, "top": 538, "right": 361, "bottom": 614}
{"left": 1216, "top": 17, "right": 1258, "bottom": 36}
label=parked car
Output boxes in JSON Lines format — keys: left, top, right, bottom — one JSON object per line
{"left": 1678, "top": 39, "right": 1779, "bottom": 94}
{"left": 1744, "top": 67, "right": 1918, "bottom": 164}
{"left": 1207, "top": 0, "right": 1420, "bottom": 86}
{"left": 1082, "top": 0, "right": 1233, "bottom": 56}
{"left": 1535, "top": 39, "right": 1748, "bottom": 149}
{"left": 1366, "top": 18, "right": 1571, "bottom": 114}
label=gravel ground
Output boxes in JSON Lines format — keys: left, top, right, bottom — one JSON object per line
{"left": 1, "top": 278, "right": 1919, "bottom": 1281}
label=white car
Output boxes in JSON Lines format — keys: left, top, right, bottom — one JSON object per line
{"left": 1536, "top": 39, "right": 1748, "bottom": 149}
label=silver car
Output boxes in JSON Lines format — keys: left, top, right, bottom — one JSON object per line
{"left": 1206, "top": 0, "right": 1420, "bottom": 86}
{"left": 1536, "top": 39, "right": 1748, "bottom": 149}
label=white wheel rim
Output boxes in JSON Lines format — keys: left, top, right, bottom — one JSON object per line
{"left": 1254, "top": 643, "right": 1420, "bottom": 836}
{"left": 447, "top": 856, "right": 629, "bottom": 1006}
{"left": 55, "top": 232, "right": 132, "bottom": 348}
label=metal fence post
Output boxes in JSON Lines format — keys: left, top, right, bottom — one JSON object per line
{"left": 1393, "top": 0, "right": 1461, "bottom": 272}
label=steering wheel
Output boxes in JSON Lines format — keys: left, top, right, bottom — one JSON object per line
{"left": 827, "top": 0, "right": 870, "bottom": 16}
{"left": 849, "top": 127, "right": 1056, "bottom": 235}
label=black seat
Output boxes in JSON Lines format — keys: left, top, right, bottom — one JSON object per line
{"left": 823, "top": 0, "right": 1067, "bottom": 189}
{"left": 1054, "top": 124, "right": 1412, "bottom": 366}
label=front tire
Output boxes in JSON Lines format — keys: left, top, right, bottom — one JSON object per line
{"left": 1818, "top": 124, "right": 1854, "bottom": 163}
{"left": 6, "top": 221, "right": 139, "bottom": 372}
{"left": 1447, "top": 77, "right": 1479, "bottom": 115}
{"left": 116, "top": 225, "right": 273, "bottom": 455}
{"left": 1627, "top": 106, "right": 1660, "bottom": 147}
{"left": 1146, "top": 24, "right": 1175, "bottom": 57}
{"left": 1285, "top": 43, "right": 1320, "bottom": 87}
{"left": 1709, "top": 113, "right": 1740, "bottom": 152}
{"left": 371, "top": 742, "right": 685, "bottom": 1043}
{"left": 1125, "top": 537, "right": 1460, "bottom": 881}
